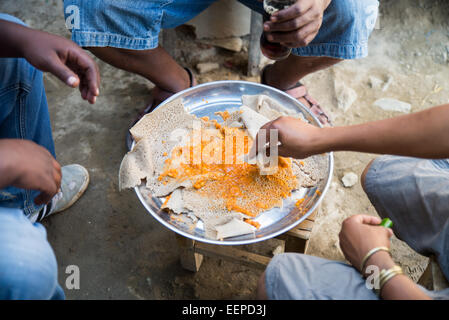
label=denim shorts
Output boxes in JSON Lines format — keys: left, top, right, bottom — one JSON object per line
{"left": 63, "top": 0, "right": 379, "bottom": 59}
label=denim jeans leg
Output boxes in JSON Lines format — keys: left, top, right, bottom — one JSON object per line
{"left": 0, "top": 56, "right": 56, "bottom": 216}
{"left": 0, "top": 207, "right": 65, "bottom": 300}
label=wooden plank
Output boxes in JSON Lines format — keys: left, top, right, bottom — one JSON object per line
{"left": 296, "top": 219, "right": 314, "bottom": 231}
{"left": 303, "top": 239, "right": 311, "bottom": 254}
{"left": 286, "top": 227, "right": 310, "bottom": 240}
{"left": 176, "top": 235, "right": 203, "bottom": 272}
{"left": 247, "top": 11, "right": 262, "bottom": 77}
{"left": 305, "top": 208, "right": 319, "bottom": 222}
{"left": 194, "top": 242, "right": 271, "bottom": 270}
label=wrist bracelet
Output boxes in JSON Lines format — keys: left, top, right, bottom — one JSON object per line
{"left": 360, "top": 246, "right": 391, "bottom": 273}
{"left": 375, "top": 265, "right": 404, "bottom": 296}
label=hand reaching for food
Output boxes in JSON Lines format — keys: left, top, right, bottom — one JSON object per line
{"left": 253, "top": 116, "right": 323, "bottom": 159}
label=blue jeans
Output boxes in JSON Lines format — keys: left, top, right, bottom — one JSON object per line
{"left": 0, "top": 13, "right": 56, "bottom": 217}
{"left": 0, "top": 14, "right": 63, "bottom": 300}
{"left": 64, "top": 0, "right": 379, "bottom": 59}
{"left": 0, "top": 207, "right": 65, "bottom": 299}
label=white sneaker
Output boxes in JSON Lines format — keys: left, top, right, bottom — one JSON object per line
{"left": 30, "top": 164, "right": 89, "bottom": 222}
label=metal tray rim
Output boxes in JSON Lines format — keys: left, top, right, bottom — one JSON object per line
{"left": 133, "top": 80, "right": 334, "bottom": 245}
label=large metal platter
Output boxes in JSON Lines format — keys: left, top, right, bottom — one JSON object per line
{"left": 134, "top": 80, "right": 333, "bottom": 245}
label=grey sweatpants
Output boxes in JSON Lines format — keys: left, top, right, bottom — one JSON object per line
{"left": 266, "top": 156, "right": 449, "bottom": 300}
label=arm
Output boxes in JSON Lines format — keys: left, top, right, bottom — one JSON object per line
{"left": 365, "top": 251, "right": 430, "bottom": 300}
{"left": 258, "top": 104, "right": 449, "bottom": 159}
{"left": 0, "top": 19, "right": 100, "bottom": 104}
{"left": 339, "top": 215, "right": 430, "bottom": 300}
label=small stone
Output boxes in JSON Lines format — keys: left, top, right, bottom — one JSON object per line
{"left": 336, "top": 83, "right": 358, "bottom": 112}
{"left": 341, "top": 172, "right": 358, "bottom": 188}
{"left": 373, "top": 98, "right": 411, "bottom": 113}
{"left": 368, "top": 76, "right": 383, "bottom": 89}
{"left": 196, "top": 62, "right": 220, "bottom": 74}
{"left": 272, "top": 245, "right": 284, "bottom": 256}
{"left": 202, "top": 37, "right": 243, "bottom": 52}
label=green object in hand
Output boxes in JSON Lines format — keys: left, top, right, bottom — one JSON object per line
{"left": 380, "top": 218, "right": 393, "bottom": 229}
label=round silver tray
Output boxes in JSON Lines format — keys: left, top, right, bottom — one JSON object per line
{"left": 134, "top": 80, "right": 333, "bottom": 245}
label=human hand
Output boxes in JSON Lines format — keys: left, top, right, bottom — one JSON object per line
{"left": 263, "top": 0, "right": 331, "bottom": 47}
{"left": 0, "top": 139, "right": 62, "bottom": 205}
{"left": 254, "top": 116, "right": 323, "bottom": 159}
{"left": 339, "top": 215, "right": 394, "bottom": 272}
{"left": 21, "top": 28, "right": 100, "bottom": 104}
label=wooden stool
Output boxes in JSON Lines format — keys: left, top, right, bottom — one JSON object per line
{"left": 177, "top": 209, "right": 319, "bottom": 272}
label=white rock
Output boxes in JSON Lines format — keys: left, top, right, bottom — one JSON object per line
{"left": 368, "top": 76, "right": 383, "bottom": 89}
{"left": 202, "top": 37, "right": 243, "bottom": 52}
{"left": 341, "top": 172, "right": 358, "bottom": 188}
{"left": 196, "top": 62, "right": 220, "bottom": 74}
{"left": 272, "top": 245, "right": 284, "bottom": 256}
{"left": 336, "top": 83, "right": 358, "bottom": 112}
{"left": 373, "top": 98, "right": 411, "bottom": 113}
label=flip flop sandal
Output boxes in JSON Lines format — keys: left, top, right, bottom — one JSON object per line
{"left": 261, "top": 65, "right": 331, "bottom": 126}
{"left": 126, "top": 67, "right": 196, "bottom": 150}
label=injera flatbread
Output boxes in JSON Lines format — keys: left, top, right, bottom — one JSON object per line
{"left": 242, "top": 94, "right": 307, "bottom": 122}
{"left": 119, "top": 95, "right": 325, "bottom": 240}
{"left": 119, "top": 98, "right": 196, "bottom": 195}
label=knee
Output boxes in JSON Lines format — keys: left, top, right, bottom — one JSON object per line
{"left": 0, "top": 211, "right": 59, "bottom": 299}
{"left": 0, "top": 238, "right": 59, "bottom": 299}
{"left": 261, "top": 253, "right": 311, "bottom": 300}
{"left": 361, "top": 158, "right": 376, "bottom": 192}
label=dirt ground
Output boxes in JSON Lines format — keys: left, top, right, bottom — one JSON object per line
{"left": 1, "top": 0, "right": 448, "bottom": 299}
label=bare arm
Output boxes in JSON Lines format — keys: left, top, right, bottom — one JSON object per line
{"left": 339, "top": 215, "right": 430, "bottom": 300}
{"left": 324, "top": 104, "right": 449, "bottom": 158}
{"left": 366, "top": 251, "right": 430, "bottom": 300}
{"left": 0, "top": 19, "right": 100, "bottom": 103}
{"left": 258, "top": 104, "right": 449, "bottom": 159}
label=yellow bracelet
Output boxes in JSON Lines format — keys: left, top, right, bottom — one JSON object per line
{"left": 379, "top": 265, "right": 403, "bottom": 288}
{"left": 360, "top": 246, "right": 391, "bottom": 273}
{"left": 375, "top": 265, "right": 404, "bottom": 296}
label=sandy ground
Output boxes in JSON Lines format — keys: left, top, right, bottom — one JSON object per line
{"left": 1, "top": 0, "right": 448, "bottom": 299}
